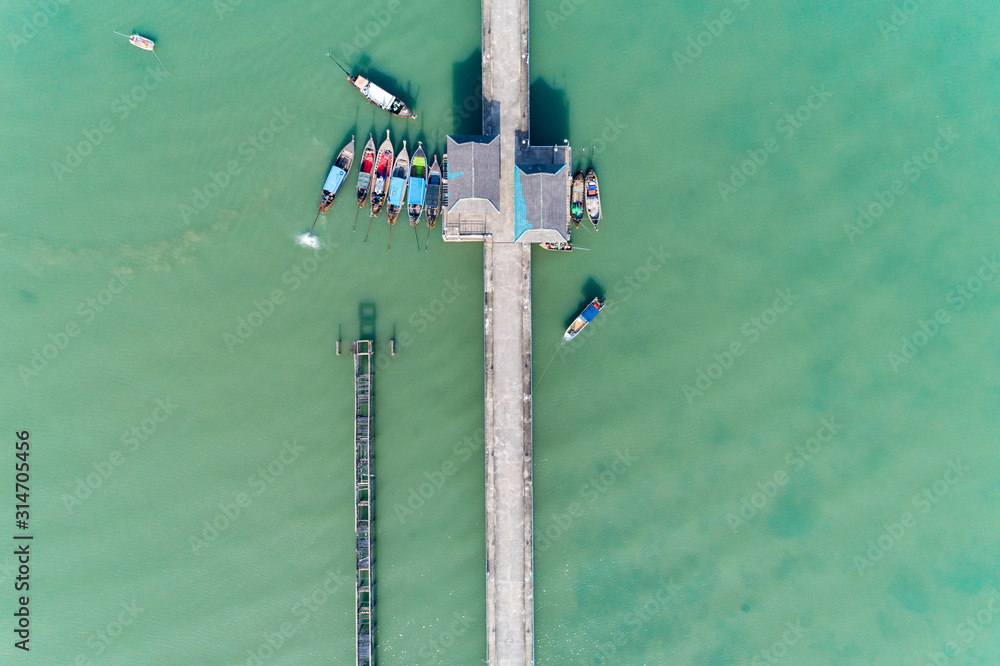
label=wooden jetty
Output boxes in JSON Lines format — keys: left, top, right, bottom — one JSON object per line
{"left": 354, "top": 339, "right": 375, "bottom": 666}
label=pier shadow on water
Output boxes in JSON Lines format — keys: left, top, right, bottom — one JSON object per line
{"left": 451, "top": 49, "right": 483, "bottom": 136}
{"left": 529, "top": 78, "right": 570, "bottom": 147}
{"left": 359, "top": 302, "right": 376, "bottom": 341}
{"left": 563, "top": 278, "right": 605, "bottom": 328}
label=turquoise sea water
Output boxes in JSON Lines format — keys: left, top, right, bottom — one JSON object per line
{"left": 3, "top": 0, "right": 1000, "bottom": 663}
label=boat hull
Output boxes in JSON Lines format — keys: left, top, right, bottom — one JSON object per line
{"left": 570, "top": 171, "right": 584, "bottom": 228}
{"left": 407, "top": 144, "right": 427, "bottom": 226}
{"left": 356, "top": 135, "right": 376, "bottom": 208}
{"left": 318, "top": 136, "right": 355, "bottom": 214}
{"left": 585, "top": 168, "right": 601, "bottom": 230}
{"left": 370, "top": 132, "right": 394, "bottom": 218}
{"left": 562, "top": 296, "right": 605, "bottom": 343}
{"left": 386, "top": 142, "right": 409, "bottom": 225}
{"left": 424, "top": 156, "right": 442, "bottom": 228}
{"left": 130, "top": 34, "right": 155, "bottom": 50}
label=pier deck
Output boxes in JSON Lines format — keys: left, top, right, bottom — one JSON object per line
{"left": 482, "top": 0, "right": 534, "bottom": 663}
{"left": 354, "top": 340, "right": 374, "bottom": 666}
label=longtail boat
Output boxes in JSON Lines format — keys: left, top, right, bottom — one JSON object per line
{"left": 424, "top": 156, "right": 442, "bottom": 228}
{"left": 318, "top": 135, "right": 355, "bottom": 213}
{"left": 386, "top": 141, "right": 409, "bottom": 225}
{"left": 114, "top": 31, "right": 168, "bottom": 72}
{"left": 116, "top": 31, "right": 155, "bottom": 50}
{"left": 570, "top": 171, "right": 585, "bottom": 229}
{"left": 327, "top": 54, "right": 416, "bottom": 119}
{"left": 562, "top": 296, "right": 605, "bottom": 344}
{"left": 355, "top": 134, "right": 376, "bottom": 208}
{"left": 541, "top": 242, "right": 573, "bottom": 252}
{"left": 585, "top": 168, "right": 601, "bottom": 231}
{"left": 370, "top": 131, "right": 394, "bottom": 218}
{"left": 407, "top": 142, "right": 428, "bottom": 226}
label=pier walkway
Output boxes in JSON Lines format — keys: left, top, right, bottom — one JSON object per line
{"left": 354, "top": 340, "right": 374, "bottom": 666}
{"left": 481, "top": 0, "right": 534, "bottom": 663}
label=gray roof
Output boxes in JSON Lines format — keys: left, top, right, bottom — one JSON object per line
{"left": 446, "top": 135, "right": 500, "bottom": 212}
{"left": 514, "top": 163, "right": 569, "bottom": 242}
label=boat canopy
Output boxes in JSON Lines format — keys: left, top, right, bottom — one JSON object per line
{"left": 581, "top": 302, "right": 602, "bottom": 322}
{"left": 323, "top": 165, "right": 348, "bottom": 194}
{"left": 357, "top": 77, "right": 397, "bottom": 110}
{"left": 388, "top": 176, "right": 407, "bottom": 206}
{"left": 408, "top": 177, "right": 426, "bottom": 206}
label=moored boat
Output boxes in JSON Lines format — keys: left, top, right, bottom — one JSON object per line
{"left": 585, "top": 168, "right": 601, "bottom": 230}
{"left": 328, "top": 54, "right": 416, "bottom": 119}
{"left": 355, "top": 134, "right": 376, "bottom": 208}
{"left": 116, "top": 31, "right": 155, "bottom": 50}
{"left": 318, "top": 135, "right": 355, "bottom": 213}
{"left": 541, "top": 242, "right": 573, "bottom": 252}
{"left": 562, "top": 296, "right": 605, "bottom": 344}
{"left": 424, "top": 156, "right": 442, "bottom": 228}
{"left": 370, "top": 131, "right": 394, "bottom": 218}
{"left": 386, "top": 140, "right": 409, "bottom": 225}
{"left": 407, "top": 142, "right": 428, "bottom": 226}
{"left": 570, "top": 171, "right": 584, "bottom": 229}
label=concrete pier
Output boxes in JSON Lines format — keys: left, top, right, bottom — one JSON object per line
{"left": 481, "top": 0, "right": 534, "bottom": 663}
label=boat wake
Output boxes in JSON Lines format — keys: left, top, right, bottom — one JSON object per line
{"left": 296, "top": 232, "right": 322, "bottom": 249}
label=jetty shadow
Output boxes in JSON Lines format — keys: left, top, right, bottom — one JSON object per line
{"left": 529, "top": 78, "right": 569, "bottom": 147}
{"left": 563, "top": 278, "right": 606, "bottom": 328}
{"left": 451, "top": 49, "right": 483, "bottom": 137}
{"left": 359, "top": 302, "right": 377, "bottom": 341}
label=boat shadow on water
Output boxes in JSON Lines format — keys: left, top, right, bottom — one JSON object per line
{"left": 353, "top": 54, "right": 418, "bottom": 113}
{"left": 562, "top": 278, "right": 606, "bottom": 329}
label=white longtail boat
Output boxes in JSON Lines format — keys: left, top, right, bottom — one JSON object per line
{"left": 327, "top": 54, "right": 416, "bottom": 119}
{"left": 114, "top": 31, "right": 168, "bottom": 72}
